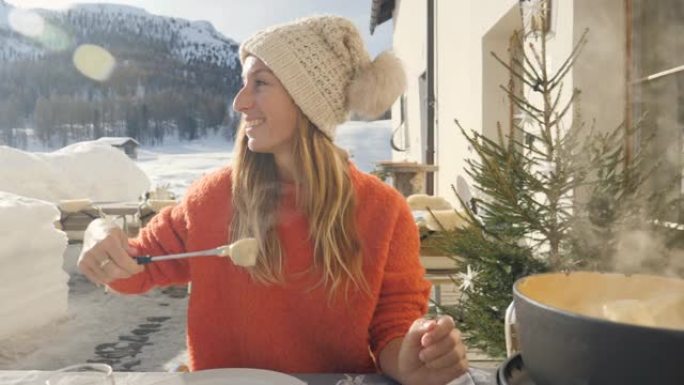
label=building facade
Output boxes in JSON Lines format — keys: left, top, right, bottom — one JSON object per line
{"left": 372, "top": 0, "right": 683, "bottom": 218}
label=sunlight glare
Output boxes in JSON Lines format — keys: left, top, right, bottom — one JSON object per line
{"left": 38, "top": 24, "right": 72, "bottom": 51}
{"left": 8, "top": 9, "right": 45, "bottom": 38}
{"left": 5, "top": 1, "right": 74, "bottom": 10}
{"left": 73, "top": 44, "right": 116, "bottom": 82}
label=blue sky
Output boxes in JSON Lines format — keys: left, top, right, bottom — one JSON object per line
{"left": 6, "top": 0, "right": 394, "bottom": 56}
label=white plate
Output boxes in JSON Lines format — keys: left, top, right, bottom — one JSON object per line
{"left": 150, "top": 368, "right": 307, "bottom": 385}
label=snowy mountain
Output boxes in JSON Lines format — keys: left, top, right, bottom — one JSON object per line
{"left": 0, "top": 1, "right": 239, "bottom": 68}
{"left": 0, "top": 1, "right": 243, "bottom": 149}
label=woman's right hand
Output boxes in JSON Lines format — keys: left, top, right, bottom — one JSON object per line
{"left": 77, "top": 218, "right": 144, "bottom": 285}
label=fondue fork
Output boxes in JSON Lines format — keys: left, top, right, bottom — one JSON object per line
{"left": 134, "top": 238, "right": 258, "bottom": 267}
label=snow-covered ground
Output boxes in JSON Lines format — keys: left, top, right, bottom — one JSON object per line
{"left": 136, "top": 120, "right": 393, "bottom": 198}
{"left": 135, "top": 137, "right": 234, "bottom": 199}
{"left": 0, "top": 120, "right": 392, "bottom": 371}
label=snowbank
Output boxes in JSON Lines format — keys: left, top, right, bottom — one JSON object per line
{"left": 45, "top": 142, "right": 151, "bottom": 202}
{"left": 0, "top": 142, "right": 151, "bottom": 202}
{"left": 0, "top": 192, "right": 69, "bottom": 340}
{"left": 0, "top": 146, "right": 75, "bottom": 202}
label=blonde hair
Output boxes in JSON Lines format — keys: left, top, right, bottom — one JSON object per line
{"left": 230, "top": 113, "right": 368, "bottom": 298}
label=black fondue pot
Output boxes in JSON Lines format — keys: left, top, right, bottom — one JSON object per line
{"left": 512, "top": 272, "right": 684, "bottom": 385}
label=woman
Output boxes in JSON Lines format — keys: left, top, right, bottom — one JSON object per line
{"left": 78, "top": 15, "right": 468, "bottom": 385}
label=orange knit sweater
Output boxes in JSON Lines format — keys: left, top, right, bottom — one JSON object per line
{"left": 109, "top": 165, "right": 431, "bottom": 373}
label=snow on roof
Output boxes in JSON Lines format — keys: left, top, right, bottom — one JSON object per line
{"left": 94, "top": 136, "right": 140, "bottom": 147}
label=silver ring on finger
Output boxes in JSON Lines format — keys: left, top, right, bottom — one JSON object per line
{"left": 99, "top": 258, "right": 112, "bottom": 269}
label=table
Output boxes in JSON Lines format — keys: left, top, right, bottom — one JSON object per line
{"left": 57, "top": 201, "right": 155, "bottom": 242}
{"left": 0, "top": 370, "right": 397, "bottom": 385}
{"left": 375, "top": 161, "right": 439, "bottom": 197}
{"left": 0, "top": 368, "right": 495, "bottom": 384}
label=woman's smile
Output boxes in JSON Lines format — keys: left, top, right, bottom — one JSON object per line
{"left": 245, "top": 118, "right": 265, "bottom": 129}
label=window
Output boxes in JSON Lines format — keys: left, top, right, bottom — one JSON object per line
{"left": 631, "top": 0, "right": 684, "bottom": 220}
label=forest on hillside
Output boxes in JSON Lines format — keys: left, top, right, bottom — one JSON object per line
{"left": 0, "top": 6, "right": 242, "bottom": 149}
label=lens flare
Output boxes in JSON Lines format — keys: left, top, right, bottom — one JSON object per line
{"left": 38, "top": 24, "right": 72, "bottom": 51}
{"left": 73, "top": 44, "right": 116, "bottom": 82}
{"left": 8, "top": 9, "right": 72, "bottom": 52}
{"left": 8, "top": 9, "right": 45, "bottom": 38}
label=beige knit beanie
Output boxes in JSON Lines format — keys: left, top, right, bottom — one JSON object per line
{"left": 239, "top": 15, "right": 406, "bottom": 139}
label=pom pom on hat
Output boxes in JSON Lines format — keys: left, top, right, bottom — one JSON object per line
{"left": 347, "top": 51, "right": 407, "bottom": 120}
{"left": 239, "top": 15, "right": 407, "bottom": 139}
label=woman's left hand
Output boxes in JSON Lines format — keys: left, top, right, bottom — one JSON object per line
{"left": 396, "top": 315, "right": 469, "bottom": 385}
